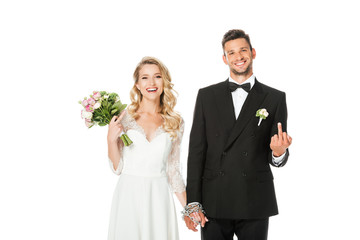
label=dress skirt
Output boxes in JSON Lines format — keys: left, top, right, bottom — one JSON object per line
{"left": 108, "top": 174, "right": 179, "bottom": 240}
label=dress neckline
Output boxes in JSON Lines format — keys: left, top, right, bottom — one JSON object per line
{"left": 134, "top": 120, "right": 164, "bottom": 143}
{"left": 123, "top": 110, "right": 166, "bottom": 143}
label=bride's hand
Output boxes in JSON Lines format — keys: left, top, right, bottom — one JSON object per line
{"left": 107, "top": 111, "right": 126, "bottom": 143}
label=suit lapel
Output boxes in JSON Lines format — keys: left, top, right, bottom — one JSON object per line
{"left": 214, "top": 79, "right": 236, "bottom": 134}
{"left": 224, "top": 80, "right": 268, "bottom": 150}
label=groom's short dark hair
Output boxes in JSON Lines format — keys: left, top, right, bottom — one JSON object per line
{"left": 222, "top": 29, "right": 253, "bottom": 53}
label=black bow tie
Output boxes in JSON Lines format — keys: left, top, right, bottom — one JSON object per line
{"left": 228, "top": 82, "right": 251, "bottom": 93}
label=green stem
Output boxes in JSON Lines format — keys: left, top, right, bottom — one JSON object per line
{"left": 124, "top": 134, "right": 133, "bottom": 146}
{"left": 120, "top": 133, "right": 132, "bottom": 146}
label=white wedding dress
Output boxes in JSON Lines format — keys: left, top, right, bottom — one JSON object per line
{"left": 107, "top": 111, "right": 185, "bottom": 240}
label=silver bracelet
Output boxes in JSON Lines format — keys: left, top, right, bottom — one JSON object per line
{"left": 181, "top": 203, "right": 205, "bottom": 223}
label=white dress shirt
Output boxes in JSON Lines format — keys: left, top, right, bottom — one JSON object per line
{"left": 229, "top": 75, "right": 255, "bottom": 119}
{"left": 229, "top": 75, "right": 285, "bottom": 165}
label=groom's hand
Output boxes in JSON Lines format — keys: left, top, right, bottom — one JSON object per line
{"left": 184, "top": 212, "right": 208, "bottom": 232}
{"left": 270, "top": 122, "right": 292, "bottom": 156}
{"left": 192, "top": 211, "right": 208, "bottom": 227}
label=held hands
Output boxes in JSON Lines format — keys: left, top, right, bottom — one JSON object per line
{"left": 107, "top": 111, "right": 126, "bottom": 143}
{"left": 270, "top": 122, "right": 292, "bottom": 157}
{"left": 182, "top": 203, "right": 208, "bottom": 232}
{"left": 184, "top": 211, "right": 208, "bottom": 232}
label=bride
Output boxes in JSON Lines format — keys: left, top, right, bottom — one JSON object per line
{"left": 107, "top": 56, "right": 186, "bottom": 240}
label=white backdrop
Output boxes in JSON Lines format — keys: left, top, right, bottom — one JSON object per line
{"left": 1, "top": 0, "right": 359, "bottom": 239}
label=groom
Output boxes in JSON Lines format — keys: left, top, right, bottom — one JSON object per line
{"left": 184, "top": 29, "right": 292, "bottom": 240}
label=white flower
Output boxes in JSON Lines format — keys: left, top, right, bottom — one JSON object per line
{"left": 256, "top": 108, "right": 269, "bottom": 126}
{"left": 81, "top": 110, "right": 93, "bottom": 120}
{"left": 93, "top": 102, "right": 101, "bottom": 109}
{"left": 104, "top": 95, "right": 109, "bottom": 99}
{"left": 261, "top": 110, "right": 269, "bottom": 117}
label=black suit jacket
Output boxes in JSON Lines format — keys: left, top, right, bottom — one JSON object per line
{"left": 186, "top": 79, "right": 289, "bottom": 219}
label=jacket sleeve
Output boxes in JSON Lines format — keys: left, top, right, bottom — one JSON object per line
{"left": 186, "top": 89, "right": 208, "bottom": 203}
{"left": 269, "top": 92, "right": 290, "bottom": 167}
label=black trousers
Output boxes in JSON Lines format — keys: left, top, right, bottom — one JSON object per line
{"left": 201, "top": 217, "right": 269, "bottom": 240}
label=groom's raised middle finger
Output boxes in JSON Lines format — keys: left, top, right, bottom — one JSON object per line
{"left": 277, "top": 122, "right": 283, "bottom": 138}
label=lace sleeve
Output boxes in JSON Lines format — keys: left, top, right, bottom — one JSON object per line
{"left": 167, "top": 119, "right": 186, "bottom": 193}
{"left": 108, "top": 145, "right": 123, "bottom": 175}
{"left": 108, "top": 110, "right": 131, "bottom": 175}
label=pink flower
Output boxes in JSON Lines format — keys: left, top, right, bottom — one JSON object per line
{"left": 82, "top": 99, "right": 89, "bottom": 107}
{"left": 86, "top": 105, "right": 94, "bottom": 112}
{"left": 87, "top": 98, "right": 96, "bottom": 106}
{"left": 93, "top": 91, "right": 101, "bottom": 100}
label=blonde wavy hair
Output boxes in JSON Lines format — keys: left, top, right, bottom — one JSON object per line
{"left": 127, "top": 56, "right": 182, "bottom": 139}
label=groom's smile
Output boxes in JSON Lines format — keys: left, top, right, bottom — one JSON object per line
{"left": 222, "top": 38, "right": 256, "bottom": 81}
{"left": 234, "top": 61, "right": 246, "bottom": 67}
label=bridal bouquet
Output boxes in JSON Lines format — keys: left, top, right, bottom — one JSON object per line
{"left": 79, "top": 91, "right": 132, "bottom": 146}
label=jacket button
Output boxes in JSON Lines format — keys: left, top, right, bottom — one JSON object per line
{"left": 242, "top": 172, "right": 247, "bottom": 177}
{"left": 219, "top": 171, "right": 225, "bottom": 176}
{"left": 242, "top": 151, "right": 248, "bottom": 156}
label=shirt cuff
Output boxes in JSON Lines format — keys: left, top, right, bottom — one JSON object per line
{"left": 272, "top": 151, "right": 286, "bottom": 166}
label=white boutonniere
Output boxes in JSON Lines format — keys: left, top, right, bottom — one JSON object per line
{"left": 256, "top": 108, "right": 269, "bottom": 126}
